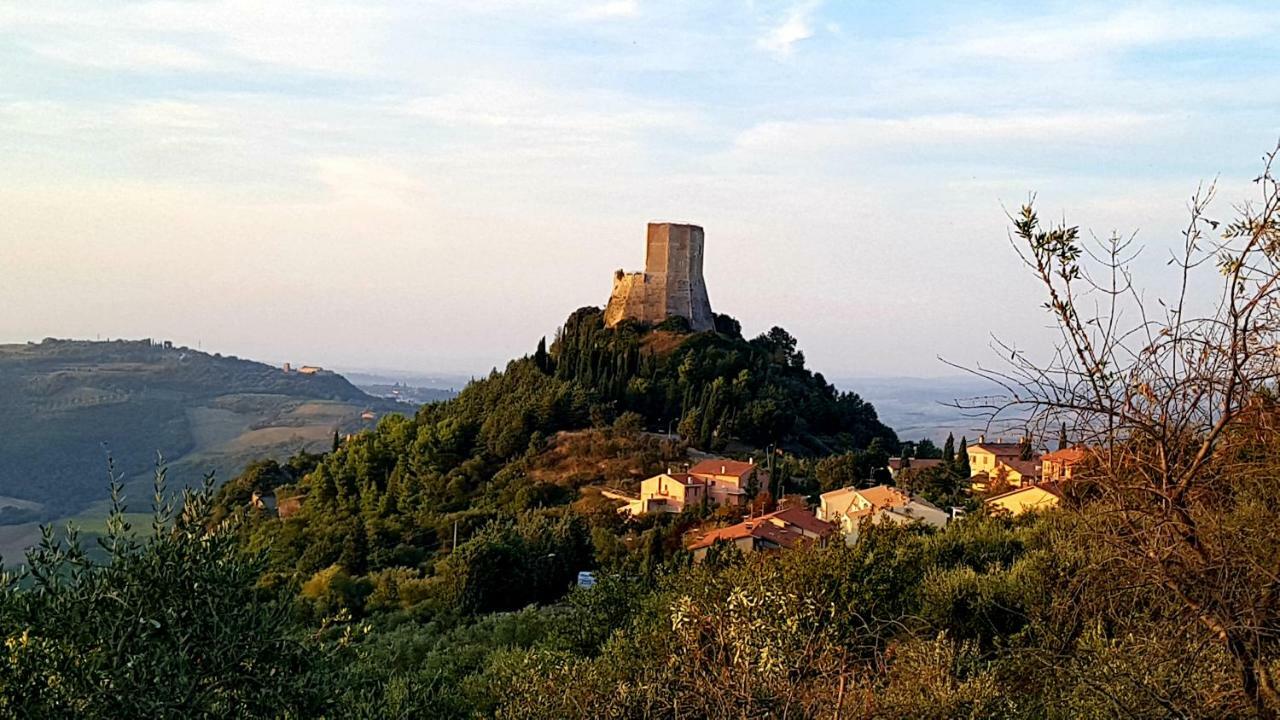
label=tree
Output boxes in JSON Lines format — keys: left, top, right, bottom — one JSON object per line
{"left": 956, "top": 437, "right": 970, "bottom": 477}
{"left": 0, "top": 467, "right": 323, "bottom": 717}
{"left": 943, "top": 433, "right": 956, "bottom": 466}
{"left": 958, "top": 149, "right": 1280, "bottom": 717}
{"left": 534, "top": 337, "right": 549, "bottom": 373}
{"left": 1056, "top": 422, "right": 1068, "bottom": 451}
{"left": 914, "top": 438, "right": 942, "bottom": 459}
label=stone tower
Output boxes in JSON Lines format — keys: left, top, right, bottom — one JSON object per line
{"left": 604, "top": 222, "right": 714, "bottom": 331}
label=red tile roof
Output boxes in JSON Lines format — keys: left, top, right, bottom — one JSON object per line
{"left": 1041, "top": 447, "right": 1087, "bottom": 464}
{"left": 687, "top": 506, "right": 831, "bottom": 550}
{"left": 1001, "top": 458, "right": 1043, "bottom": 478}
{"left": 970, "top": 442, "right": 1027, "bottom": 456}
{"left": 856, "top": 485, "right": 911, "bottom": 509}
{"left": 985, "top": 482, "right": 1063, "bottom": 503}
{"left": 765, "top": 506, "right": 836, "bottom": 537}
{"left": 689, "top": 458, "right": 757, "bottom": 479}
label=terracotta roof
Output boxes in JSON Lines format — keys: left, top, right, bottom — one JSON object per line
{"left": 985, "top": 482, "right": 1063, "bottom": 503}
{"left": 970, "top": 442, "right": 1027, "bottom": 456}
{"left": 1001, "top": 458, "right": 1043, "bottom": 478}
{"left": 856, "top": 485, "right": 910, "bottom": 509}
{"left": 689, "top": 519, "right": 803, "bottom": 550}
{"left": 1042, "top": 447, "right": 1087, "bottom": 464}
{"left": 666, "top": 473, "right": 702, "bottom": 486}
{"left": 689, "top": 458, "right": 757, "bottom": 479}
{"left": 688, "top": 506, "right": 831, "bottom": 550}
{"left": 888, "top": 458, "right": 945, "bottom": 472}
{"left": 819, "top": 486, "right": 860, "bottom": 500}
{"left": 765, "top": 506, "right": 835, "bottom": 537}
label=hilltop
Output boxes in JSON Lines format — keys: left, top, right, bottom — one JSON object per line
{"left": 219, "top": 308, "right": 900, "bottom": 602}
{"left": 0, "top": 338, "right": 393, "bottom": 525}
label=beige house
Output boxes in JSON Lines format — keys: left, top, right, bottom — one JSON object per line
{"left": 688, "top": 458, "right": 763, "bottom": 507}
{"left": 973, "top": 458, "right": 1043, "bottom": 493}
{"left": 687, "top": 506, "right": 833, "bottom": 562}
{"left": 619, "top": 457, "right": 765, "bottom": 516}
{"left": 966, "top": 440, "right": 1026, "bottom": 476}
{"left": 985, "top": 483, "right": 1062, "bottom": 516}
{"left": 620, "top": 472, "right": 707, "bottom": 515}
{"left": 817, "top": 484, "right": 949, "bottom": 540}
{"left": 1041, "top": 447, "right": 1087, "bottom": 482}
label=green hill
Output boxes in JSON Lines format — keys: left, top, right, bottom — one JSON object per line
{"left": 222, "top": 310, "right": 900, "bottom": 592}
{"left": 0, "top": 338, "right": 391, "bottom": 525}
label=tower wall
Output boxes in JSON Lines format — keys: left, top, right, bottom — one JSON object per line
{"left": 605, "top": 222, "right": 714, "bottom": 331}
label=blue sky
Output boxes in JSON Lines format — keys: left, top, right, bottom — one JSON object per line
{"left": 2, "top": 1, "right": 1278, "bottom": 376}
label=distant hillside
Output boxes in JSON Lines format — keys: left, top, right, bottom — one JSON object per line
{"left": 0, "top": 338, "right": 393, "bottom": 524}
{"left": 833, "top": 375, "right": 1004, "bottom": 443}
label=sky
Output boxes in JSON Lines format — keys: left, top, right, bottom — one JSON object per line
{"left": 2, "top": 1, "right": 1279, "bottom": 378}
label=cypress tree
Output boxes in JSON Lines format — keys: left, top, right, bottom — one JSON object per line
{"left": 956, "top": 436, "right": 970, "bottom": 477}
{"left": 943, "top": 432, "right": 955, "bottom": 466}
{"left": 1057, "top": 422, "right": 1068, "bottom": 451}
{"left": 534, "top": 337, "right": 549, "bottom": 373}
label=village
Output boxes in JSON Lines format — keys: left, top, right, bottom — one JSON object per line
{"left": 597, "top": 436, "right": 1087, "bottom": 562}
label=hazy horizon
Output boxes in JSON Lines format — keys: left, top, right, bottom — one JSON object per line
{"left": 4, "top": 1, "right": 1279, "bottom": 377}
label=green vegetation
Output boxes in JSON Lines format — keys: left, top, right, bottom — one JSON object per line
{"left": 211, "top": 312, "right": 896, "bottom": 619}
{"left": 7, "top": 154, "right": 1280, "bottom": 717}
{"left": 0, "top": 470, "right": 325, "bottom": 718}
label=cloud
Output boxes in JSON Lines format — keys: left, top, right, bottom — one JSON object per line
{"left": 573, "top": 0, "right": 639, "bottom": 20}
{"left": 723, "top": 111, "right": 1164, "bottom": 174}
{"left": 25, "top": 40, "right": 212, "bottom": 71}
{"left": 949, "top": 4, "right": 1276, "bottom": 63}
{"left": 757, "top": 1, "right": 821, "bottom": 57}
{"left": 0, "top": 0, "right": 391, "bottom": 74}
{"left": 312, "top": 156, "right": 430, "bottom": 208}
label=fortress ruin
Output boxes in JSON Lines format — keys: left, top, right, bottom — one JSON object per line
{"left": 604, "top": 222, "right": 714, "bottom": 332}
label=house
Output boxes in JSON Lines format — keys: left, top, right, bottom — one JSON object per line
{"left": 687, "top": 505, "right": 834, "bottom": 562}
{"left": 687, "top": 458, "right": 764, "bottom": 507}
{"left": 817, "top": 484, "right": 949, "bottom": 540}
{"left": 298, "top": 365, "right": 322, "bottom": 375}
{"left": 620, "top": 472, "right": 707, "bottom": 515}
{"left": 985, "top": 483, "right": 1062, "bottom": 516}
{"left": 360, "top": 410, "right": 377, "bottom": 421}
{"left": 971, "top": 455, "right": 1043, "bottom": 493}
{"left": 1041, "top": 447, "right": 1087, "bottom": 482}
{"left": 618, "top": 457, "right": 764, "bottom": 516}
{"left": 966, "top": 439, "right": 1028, "bottom": 476}
{"left": 887, "top": 457, "right": 945, "bottom": 480}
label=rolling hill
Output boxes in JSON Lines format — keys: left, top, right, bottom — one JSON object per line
{"left": 0, "top": 338, "right": 397, "bottom": 533}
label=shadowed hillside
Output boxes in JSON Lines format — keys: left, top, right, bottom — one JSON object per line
{"left": 0, "top": 338, "right": 394, "bottom": 523}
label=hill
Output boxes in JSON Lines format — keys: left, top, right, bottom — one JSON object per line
{"left": 833, "top": 375, "right": 1003, "bottom": 442}
{"left": 0, "top": 338, "right": 393, "bottom": 526}
{"left": 220, "top": 309, "right": 899, "bottom": 597}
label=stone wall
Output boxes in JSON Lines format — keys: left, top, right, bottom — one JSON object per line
{"left": 604, "top": 223, "right": 714, "bottom": 331}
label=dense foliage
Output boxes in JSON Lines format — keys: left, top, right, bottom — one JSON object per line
{"left": 0, "top": 471, "right": 325, "bottom": 719}
{"left": 551, "top": 308, "right": 897, "bottom": 452}
{"left": 215, "top": 312, "right": 897, "bottom": 621}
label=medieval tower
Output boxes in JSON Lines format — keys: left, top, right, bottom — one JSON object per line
{"left": 604, "top": 222, "right": 714, "bottom": 331}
